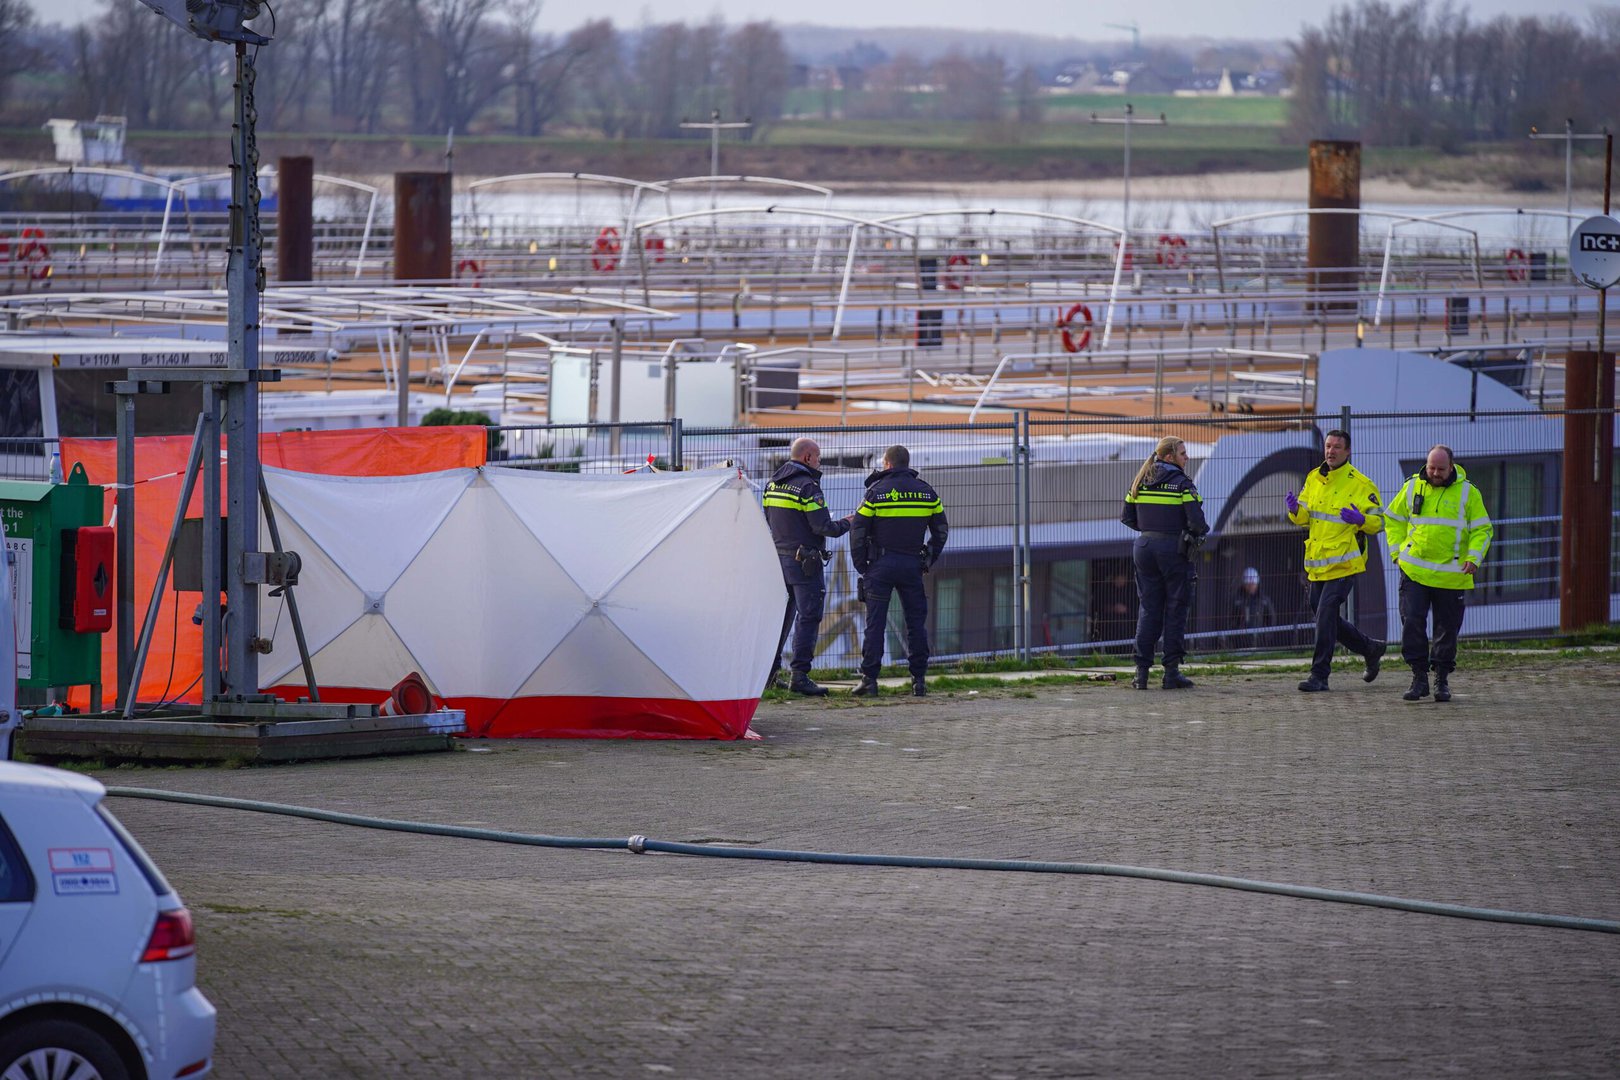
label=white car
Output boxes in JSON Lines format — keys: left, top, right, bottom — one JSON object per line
{"left": 0, "top": 762, "right": 215, "bottom": 1080}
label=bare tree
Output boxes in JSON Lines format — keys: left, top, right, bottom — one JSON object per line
{"left": 315, "top": 0, "right": 398, "bottom": 133}
{"left": 848, "top": 50, "right": 925, "bottom": 120}
{"left": 1012, "top": 64, "right": 1044, "bottom": 128}
{"left": 1288, "top": 1, "right": 1608, "bottom": 147}
{"left": 572, "top": 20, "right": 629, "bottom": 138}
{"left": 250, "top": 0, "right": 321, "bottom": 131}
{"left": 75, "top": 0, "right": 211, "bottom": 129}
{"left": 724, "top": 22, "right": 788, "bottom": 137}
{"left": 400, "top": 0, "right": 516, "bottom": 136}
{"left": 507, "top": 5, "right": 612, "bottom": 136}
{"left": 933, "top": 51, "right": 1003, "bottom": 124}
{"left": 627, "top": 21, "right": 723, "bottom": 138}
{"left": 0, "top": 0, "right": 36, "bottom": 112}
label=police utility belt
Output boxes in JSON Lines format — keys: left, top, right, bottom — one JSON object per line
{"left": 1140, "top": 529, "right": 1205, "bottom": 553}
{"left": 794, "top": 545, "right": 832, "bottom": 567}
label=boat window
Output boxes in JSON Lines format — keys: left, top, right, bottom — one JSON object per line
{"left": 54, "top": 371, "right": 206, "bottom": 437}
{"left": 0, "top": 371, "right": 43, "bottom": 440}
{"left": 1044, "top": 559, "right": 1090, "bottom": 648}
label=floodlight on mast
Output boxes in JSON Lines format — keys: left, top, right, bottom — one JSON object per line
{"left": 133, "top": 0, "right": 272, "bottom": 45}
{"left": 116, "top": 0, "right": 279, "bottom": 715}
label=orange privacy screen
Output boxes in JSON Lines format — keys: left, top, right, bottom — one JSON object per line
{"left": 62, "top": 426, "right": 488, "bottom": 709}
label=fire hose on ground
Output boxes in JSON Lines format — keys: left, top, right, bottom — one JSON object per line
{"left": 106, "top": 787, "right": 1619, "bottom": 935}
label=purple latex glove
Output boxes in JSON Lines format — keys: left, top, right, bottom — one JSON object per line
{"left": 1339, "top": 505, "right": 1366, "bottom": 526}
{"left": 1285, "top": 490, "right": 1299, "bottom": 514}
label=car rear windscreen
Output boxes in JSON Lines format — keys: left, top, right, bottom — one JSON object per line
{"left": 96, "top": 804, "right": 174, "bottom": 897}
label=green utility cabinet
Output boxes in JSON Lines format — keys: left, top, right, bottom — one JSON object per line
{"left": 0, "top": 463, "right": 110, "bottom": 695}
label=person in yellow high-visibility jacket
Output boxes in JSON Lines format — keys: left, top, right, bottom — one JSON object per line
{"left": 1285, "top": 429, "right": 1388, "bottom": 692}
{"left": 1384, "top": 445, "right": 1493, "bottom": 703}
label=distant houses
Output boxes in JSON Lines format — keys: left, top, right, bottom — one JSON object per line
{"left": 1049, "top": 62, "right": 1289, "bottom": 97}
{"left": 783, "top": 57, "right": 1290, "bottom": 118}
{"left": 1172, "top": 68, "right": 1289, "bottom": 97}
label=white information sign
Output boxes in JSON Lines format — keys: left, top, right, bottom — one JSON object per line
{"left": 3, "top": 533, "right": 31, "bottom": 681}
{"left": 1569, "top": 214, "right": 1620, "bottom": 289}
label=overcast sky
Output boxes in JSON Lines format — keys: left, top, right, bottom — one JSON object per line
{"left": 31, "top": 0, "right": 1584, "bottom": 41}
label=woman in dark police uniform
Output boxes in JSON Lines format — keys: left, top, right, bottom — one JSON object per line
{"left": 1121, "top": 436, "right": 1209, "bottom": 690}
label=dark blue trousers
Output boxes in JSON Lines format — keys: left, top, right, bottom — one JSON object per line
{"left": 861, "top": 552, "right": 930, "bottom": 680}
{"left": 1133, "top": 535, "right": 1196, "bottom": 668}
{"left": 1308, "top": 576, "right": 1375, "bottom": 681}
{"left": 771, "top": 553, "right": 825, "bottom": 677}
{"left": 1398, "top": 573, "right": 1466, "bottom": 675}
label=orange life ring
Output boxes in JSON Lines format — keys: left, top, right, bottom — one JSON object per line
{"left": 1156, "top": 233, "right": 1188, "bottom": 269}
{"left": 591, "top": 226, "right": 622, "bottom": 272}
{"left": 644, "top": 234, "right": 666, "bottom": 263}
{"left": 1057, "top": 302, "right": 1093, "bottom": 353}
{"left": 455, "top": 258, "right": 482, "bottom": 286}
{"left": 17, "top": 226, "right": 51, "bottom": 281}
{"left": 941, "top": 252, "right": 972, "bottom": 290}
{"left": 1504, "top": 247, "right": 1528, "bottom": 283}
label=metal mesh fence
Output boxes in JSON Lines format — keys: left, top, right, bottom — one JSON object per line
{"left": 4, "top": 411, "right": 1613, "bottom": 674}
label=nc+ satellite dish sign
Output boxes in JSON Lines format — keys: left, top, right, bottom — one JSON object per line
{"left": 1569, "top": 214, "right": 1620, "bottom": 289}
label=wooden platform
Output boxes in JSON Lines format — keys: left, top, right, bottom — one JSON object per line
{"left": 17, "top": 705, "right": 466, "bottom": 764}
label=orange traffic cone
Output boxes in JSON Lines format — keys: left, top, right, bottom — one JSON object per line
{"left": 379, "top": 671, "right": 436, "bottom": 716}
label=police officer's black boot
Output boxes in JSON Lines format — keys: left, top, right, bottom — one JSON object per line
{"left": 1432, "top": 672, "right": 1451, "bottom": 703}
{"left": 1130, "top": 666, "right": 1150, "bottom": 690}
{"left": 1161, "top": 665, "right": 1194, "bottom": 690}
{"left": 911, "top": 677, "right": 927, "bottom": 697}
{"left": 1363, "top": 640, "right": 1386, "bottom": 683}
{"left": 851, "top": 676, "right": 881, "bottom": 697}
{"left": 1402, "top": 668, "right": 1430, "bottom": 701}
{"left": 788, "top": 675, "right": 830, "bottom": 697}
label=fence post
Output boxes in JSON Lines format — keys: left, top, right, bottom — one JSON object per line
{"left": 670, "top": 418, "right": 683, "bottom": 471}
{"left": 609, "top": 318, "right": 623, "bottom": 457}
{"left": 1019, "top": 412, "right": 1033, "bottom": 665}
{"left": 1008, "top": 414, "right": 1023, "bottom": 662}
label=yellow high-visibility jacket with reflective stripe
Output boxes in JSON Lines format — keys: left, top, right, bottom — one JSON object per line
{"left": 1288, "top": 461, "right": 1384, "bottom": 581}
{"left": 1384, "top": 464, "right": 1492, "bottom": 590}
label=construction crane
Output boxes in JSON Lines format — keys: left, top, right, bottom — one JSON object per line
{"left": 1105, "top": 21, "right": 1141, "bottom": 56}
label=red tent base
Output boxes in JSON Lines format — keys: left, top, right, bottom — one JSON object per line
{"left": 271, "top": 687, "right": 759, "bottom": 740}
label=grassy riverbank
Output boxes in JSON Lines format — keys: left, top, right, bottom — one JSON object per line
{"left": 0, "top": 100, "right": 1598, "bottom": 194}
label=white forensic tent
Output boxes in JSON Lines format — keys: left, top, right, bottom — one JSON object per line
{"left": 257, "top": 465, "right": 783, "bottom": 738}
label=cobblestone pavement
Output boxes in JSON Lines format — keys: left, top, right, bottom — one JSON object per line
{"left": 99, "top": 660, "right": 1620, "bottom": 1079}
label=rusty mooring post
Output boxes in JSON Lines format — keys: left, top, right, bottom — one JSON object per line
{"left": 1308, "top": 140, "right": 1360, "bottom": 308}
{"left": 394, "top": 171, "right": 452, "bottom": 281}
{"left": 276, "top": 155, "right": 314, "bottom": 282}
{"left": 1560, "top": 351, "right": 1616, "bottom": 632}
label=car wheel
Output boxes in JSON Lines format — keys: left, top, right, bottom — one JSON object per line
{"left": 0, "top": 1018, "right": 132, "bottom": 1080}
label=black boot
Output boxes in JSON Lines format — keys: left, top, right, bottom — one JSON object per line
{"left": 1402, "top": 671, "right": 1430, "bottom": 701}
{"left": 1162, "top": 665, "right": 1194, "bottom": 690}
{"left": 1297, "top": 676, "right": 1330, "bottom": 692}
{"left": 788, "top": 675, "right": 829, "bottom": 697}
{"left": 851, "top": 676, "right": 881, "bottom": 697}
{"left": 911, "top": 678, "right": 927, "bottom": 697}
{"left": 1130, "top": 666, "right": 1150, "bottom": 690}
{"left": 1433, "top": 673, "right": 1451, "bottom": 703}
{"left": 1363, "top": 640, "right": 1386, "bottom": 683}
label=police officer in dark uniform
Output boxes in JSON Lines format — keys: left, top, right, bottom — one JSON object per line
{"left": 1120, "top": 435, "right": 1209, "bottom": 690}
{"left": 850, "top": 445, "right": 948, "bottom": 698}
{"left": 763, "top": 437, "right": 851, "bottom": 696}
